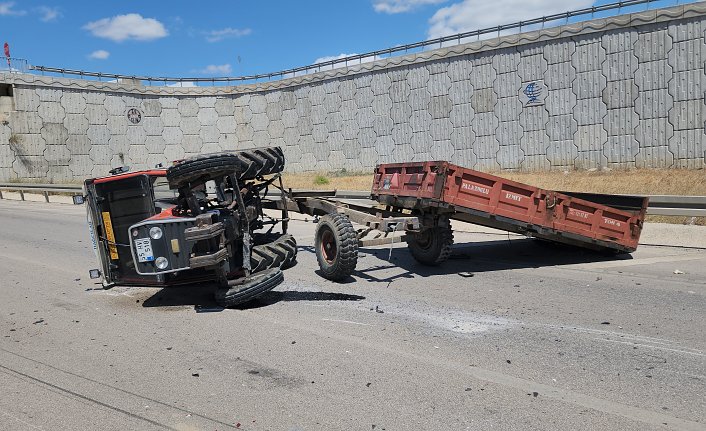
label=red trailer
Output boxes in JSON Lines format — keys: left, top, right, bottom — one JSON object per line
{"left": 285, "top": 161, "right": 649, "bottom": 281}
{"left": 372, "top": 161, "right": 648, "bottom": 253}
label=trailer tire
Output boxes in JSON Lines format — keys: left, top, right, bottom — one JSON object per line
{"left": 315, "top": 213, "right": 358, "bottom": 281}
{"left": 406, "top": 225, "right": 454, "bottom": 265}
{"left": 166, "top": 152, "right": 242, "bottom": 188}
{"left": 236, "top": 147, "right": 285, "bottom": 180}
{"left": 215, "top": 268, "right": 284, "bottom": 307}
{"left": 251, "top": 233, "right": 297, "bottom": 272}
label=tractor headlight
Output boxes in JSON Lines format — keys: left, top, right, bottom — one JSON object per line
{"left": 155, "top": 256, "right": 169, "bottom": 270}
{"left": 149, "top": 227, "right": 163, "bottom": 240}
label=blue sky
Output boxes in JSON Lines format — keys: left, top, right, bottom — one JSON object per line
{"left": 0, "top": 0, "right": 691, "bottom": 79}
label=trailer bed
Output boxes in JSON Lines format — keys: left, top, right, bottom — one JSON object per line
{"left": 371, "top": 162, "right": 648, "bottom": 253}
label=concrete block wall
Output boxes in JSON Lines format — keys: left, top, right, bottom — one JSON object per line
{"left": 0, "top": 3, "right": 705, "bottom": 182}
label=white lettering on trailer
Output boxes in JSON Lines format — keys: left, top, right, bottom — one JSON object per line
{"left": 504, "top": 192, "right": 522, "bottom": 202}
{"left": 461, "top": 182, "right": 490, "bottom": 195}
{"left": 569, "top": 208, "right": 591, "bottom": 219}
{"left": 603, "top": 218, "right": 621, "bottom": 227}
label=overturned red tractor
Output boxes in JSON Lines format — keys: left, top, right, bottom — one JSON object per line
{"left": 79, "top": 147, "right": 296, "bottom": 307}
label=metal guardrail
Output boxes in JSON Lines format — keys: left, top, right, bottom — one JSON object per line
{"left": 1, "top": 183, "right": 704, "bottom": 217}
{"left": 0, "top": 183, "right": 83, "bottom": 203}
{"left": 24, "top": 0, "right": 694, "bottom": 85}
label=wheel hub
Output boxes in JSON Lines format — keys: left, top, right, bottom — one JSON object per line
{"left": 320, "top": 228, "right": 337, "bottom": 263}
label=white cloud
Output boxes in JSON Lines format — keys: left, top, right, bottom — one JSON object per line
{"left": 310, "top": 53, "right": 383, "bottom": 73}
{"left": 0, "top": 2, "right": 26, "bottom": 16}
{"left": 36, "top": 6, "right": 60, "bottom": 22}
{"left": 314, "top": 53, "right": 359, "bottom": 64}
{"left": 373, "top": 0, "right": 446, "bottom": 14}
{"left": 197, "top": 64, "right": 232, "bottom": 75}
{"left": 84, "top": 13, "right": 168, "bottom": 42}
{"left": 88, "top": 50, "right": 110, "bottom": 60}
{"left": 205, "top": 27, "right": 252, "bottom": 43}
{"left": 167, "top": 81, "right": 198, "bottom": 87}
{"left": 428, "top": 0, "right": 593, "bottom": 39}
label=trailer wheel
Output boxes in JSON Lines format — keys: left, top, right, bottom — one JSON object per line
{"left": 251, "top": 233, "right": 297, "bottom": 272}
{"left": 166, "top": 152, "right": 242, "bottom": 188}
{"left": 315, "top": 213, "right": 358, "bottom": 281}
{"left": 406, "top": 225, "right": 454, "bottom": 265}
{"left": 235, "top": 147, "right": 285, "bottom": 180}
{"left": 215, "top": 268, "right": 284, "bottom": 307}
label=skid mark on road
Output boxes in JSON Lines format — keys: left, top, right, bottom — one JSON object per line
{"left": 0, "top": 348, "right": 237, "bottom": 430}
{"left": 542, "top": 324, "right": 705, "bottom": 360}
{"left": 239, "top": 311, "right": 706, "bottom": 431}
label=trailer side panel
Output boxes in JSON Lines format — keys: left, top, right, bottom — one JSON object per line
{"left": 372, "top": 162, "right": 648, "bottom": 252}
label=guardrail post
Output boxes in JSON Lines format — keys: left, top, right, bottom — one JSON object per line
{"left": 44, "top": 191, "right": 50, "bottom": 203}
{"left": 0, "top": 189, "right": 3, "bottom": 199}
{"left": 19, "top": 190, "right": 24, "bottom": 201}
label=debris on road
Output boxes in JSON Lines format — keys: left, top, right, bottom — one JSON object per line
{"left": 601, "top": 321, "right": 611, "bottom": 325}
{"left": 673, "top": 269, "right": 685, "bottom": 274}
{"left": 33, "top": 319, "right": 44, "bottom": 324}
{"left": 375, "top": 305, "right": 384, "bottom": 313}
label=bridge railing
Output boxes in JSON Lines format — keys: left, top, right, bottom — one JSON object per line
{"left": 0, "top": 58, "right": 29, "bottom": 74}
{"left": 24, "top": 0, "right": 697, "bottom": 87}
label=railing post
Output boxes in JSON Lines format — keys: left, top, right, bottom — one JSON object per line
{"left": 0, "top": 189, "right": 3, "bottom": 199}
{"left": 19, "top": 190, "right": 24, "bottom": 201}
{"left": 44, "top": 191, "right": 49, "bottom": 203}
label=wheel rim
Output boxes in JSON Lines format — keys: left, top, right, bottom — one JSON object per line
{"left": 414, "top": 229, "right": 434, "bottom": 250}
{"left": 320, "top": 227, "right": 337, "bottom": 264}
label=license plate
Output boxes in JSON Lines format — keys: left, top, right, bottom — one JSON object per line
{"left": 134, "top": 238, "right": 154, "bottom": 262}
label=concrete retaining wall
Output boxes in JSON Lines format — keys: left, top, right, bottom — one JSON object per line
{"left": 1, "top": 3, "right": 705, "bottom": 182}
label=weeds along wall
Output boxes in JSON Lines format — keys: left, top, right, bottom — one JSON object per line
{"left": 1, "top": 3, "right": 705, "bottom": 182}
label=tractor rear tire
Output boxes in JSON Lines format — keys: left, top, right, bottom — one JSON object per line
{"left": 235, "top": 147, "right": 285, "bottom": 180}
{"left": 406, "top": 225, "right": 454, "bottom": 266}
{"left": 315, "top": 213, "right": 358, "bottom": 281}
{"left": 166, "top": 152, "right": 242, "bottom": 189}
{"left": 251, "top": 233, "right": 298, "bottom": 273}
{"left": 215, "top": 268, "right": 284, "bottom": 307}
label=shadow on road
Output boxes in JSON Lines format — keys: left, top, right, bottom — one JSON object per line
{"left": 235, "top": 290, "right": 365, "bottom": 310}
{"left": 141, "top": 284, "right": 365, "bottom": 311}
{"left": 350, "top": 237, "right": 632, "bottom": 284}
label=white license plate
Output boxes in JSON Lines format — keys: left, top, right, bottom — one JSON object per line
{"left": 134, "top": 238, "right": 154, "bottom": 262}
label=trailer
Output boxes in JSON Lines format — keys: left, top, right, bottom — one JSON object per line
{"left": 278, "top": 161, "right": 649, "bottom": 281}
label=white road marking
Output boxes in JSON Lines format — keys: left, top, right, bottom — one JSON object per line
{"left": 0, "top": 409, "right": 45, "bottom": 430}
{"left": 550, "top": 325, "right": 676, "bottom": 344}
{"left": 321, "top": 318, "right": 371, "bottom": 326}
{"left": 593, "top": 338, "right": 706, "bottom": 357}
{"left": 564, "top": 253, "right": 706, "bottom": 270}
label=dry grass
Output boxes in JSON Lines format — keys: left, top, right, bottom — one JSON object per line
{"left": 282, "top": 171, "right": 374, "bottom": 191}
{"left": 497, "top": 169, "right": 706, "bottom": 196}
{"left": 285, "top": 168, "right": 706, "bottom": 195}
{"left": 282, "top": 168, "right": 706, "bottom": 225}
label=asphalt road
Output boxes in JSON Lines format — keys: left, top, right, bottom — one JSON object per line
{"left": 0, "top": 198, "right": 704, "bottom": 431}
